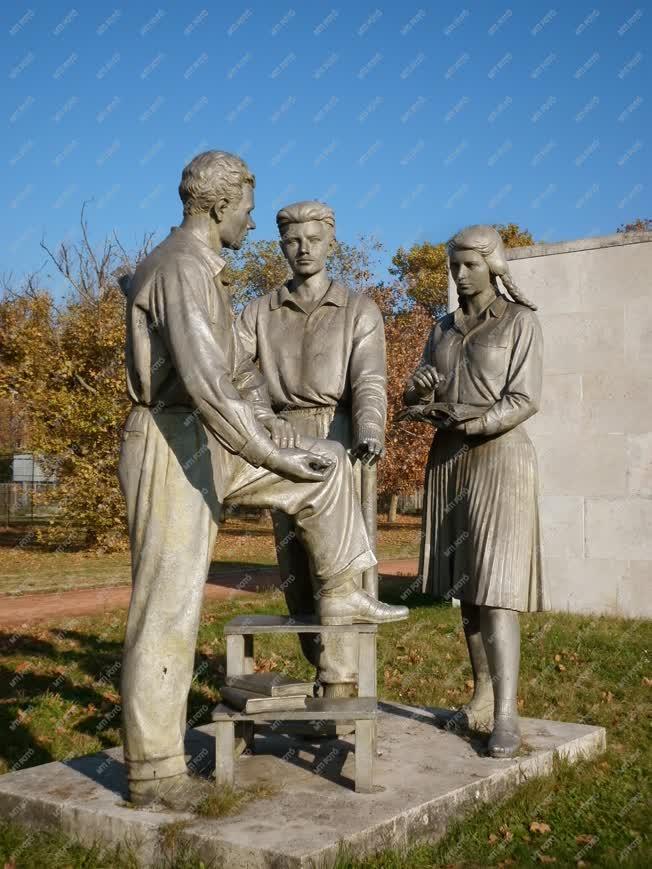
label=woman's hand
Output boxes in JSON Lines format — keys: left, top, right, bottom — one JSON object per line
{"left": 411, "top": 365, "right": 440, "bottom": 398}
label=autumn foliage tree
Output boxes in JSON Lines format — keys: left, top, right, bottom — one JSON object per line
{"left": 0, "top": 212, "right": 150, "bottom": 548}
{"left": 374, "top": 286, "right": 433, "bottom": 521}
{"left": 617, "top": 218, "right": 651, "bottom": 233}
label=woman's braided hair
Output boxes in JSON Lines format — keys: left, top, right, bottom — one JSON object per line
{"left": 447, "top": 224, "right": 537, "bottom": 311}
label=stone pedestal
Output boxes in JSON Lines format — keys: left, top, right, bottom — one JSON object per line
{"left": 0, "top": 703, "right": 605, "bottom": 868}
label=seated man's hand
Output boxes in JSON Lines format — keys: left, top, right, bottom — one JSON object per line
{"left": 353, "top": 437, "right": 385, "bottom": 466}
{"left": 265, "top": 447, "right": 335, "bottom": 483}
{"left": 265, "top": 417, "right": 301, "bottom": 449}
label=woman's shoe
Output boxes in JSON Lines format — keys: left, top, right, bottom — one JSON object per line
{"left": 487, "top": 715, "right": 521, "bottom": 757}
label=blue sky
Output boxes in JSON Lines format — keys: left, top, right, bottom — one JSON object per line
{"left": 2, "top": 1, "right": 650, "bottom": 286}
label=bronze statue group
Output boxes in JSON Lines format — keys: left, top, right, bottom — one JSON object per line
{"left": 119, "top": 151, "right": 548, "bottom": 808}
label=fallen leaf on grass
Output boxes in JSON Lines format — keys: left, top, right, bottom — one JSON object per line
{"left": 488, "top": 833, "right": 499, "bottom": 844}
{"left": 641, "top": 676, "right": 651, "bottom": 687}
{"left": 601, "top": 691, "right": 614, "bottom": 703}
{"left": 499, "top": 825, "right": 514, "bottom": 842}
{"left": 464, "top": 679, "right": 474, "bottom": 689}
{"left": 530, "top": 821, "right": 552, "bottom": 834}
{"left": 575, "top": 834, "right": 595, "bottom": 845}
{"left": 537, "top": 856, "right": 556, "bottom": 864}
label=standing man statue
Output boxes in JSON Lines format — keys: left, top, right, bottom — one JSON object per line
{"left": 119, "top": 154, "right": 407, "bottom": 808}
{"left": 236, "top": 201, "right": 387, "bottom": 701}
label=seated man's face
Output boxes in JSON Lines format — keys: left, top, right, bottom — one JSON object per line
{"left": 280, "top": 220, "right": 332, "bottom": 278}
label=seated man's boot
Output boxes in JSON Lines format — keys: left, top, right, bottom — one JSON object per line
{"left": 319, "top": 587, "right": 408, "bottom": 625}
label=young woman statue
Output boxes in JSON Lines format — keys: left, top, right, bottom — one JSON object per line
{"left": 404, "top": 224, "right": 549, "bottom": 757}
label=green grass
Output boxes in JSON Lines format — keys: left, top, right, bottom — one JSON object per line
{"left": 0, "top": 584, "right": 650, "bottom": 867}
{"left": 194, "top": 782, "right": 280, "bottom": 819}
{"left": 0, "top": 516, "right": 421, "bottom": 596}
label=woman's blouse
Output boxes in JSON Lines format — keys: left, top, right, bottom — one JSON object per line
{"left": 413, "top": 294, "right": 543, "bottom": 437}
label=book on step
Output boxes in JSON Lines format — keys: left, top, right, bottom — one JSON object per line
{"left": 225, "top": 672, "right": 315, "bottom": 698}
{"left": 221, "top": 685, "right": 308, "bottom": 714}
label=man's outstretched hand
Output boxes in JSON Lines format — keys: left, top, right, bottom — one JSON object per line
{"left": 265, "top": 447, "right": 335, "bottom": 483}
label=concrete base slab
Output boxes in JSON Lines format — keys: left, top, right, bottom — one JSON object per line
{"left": 0, "top": 702, "right": 605, "bottom": 868}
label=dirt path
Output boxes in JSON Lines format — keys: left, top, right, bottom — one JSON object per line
{"left": 0, "top": 559, "right": 418, "bottom": 628}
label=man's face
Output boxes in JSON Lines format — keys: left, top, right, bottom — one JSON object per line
{"left": 449, "top": 249, "right": 491, "bottom": 297}
{"left": 280, "top": 220, "right": 333, "bottom": 277}
{"left": 217, "top": 183, "right": 255, "bottom": 250}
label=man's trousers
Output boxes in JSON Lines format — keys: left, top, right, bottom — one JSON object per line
{"left": 118, "top": 406, "right": 375, "bottom": 784}
{"left": 271, "top": 406, "right": 361, "bottom": 686}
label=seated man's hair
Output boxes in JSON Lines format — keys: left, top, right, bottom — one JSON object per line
{"left": 276, "top": 200, "right": 335, "bottom": 237}
{"left": 179, "top": 150, "right": 255, "bottom": 216}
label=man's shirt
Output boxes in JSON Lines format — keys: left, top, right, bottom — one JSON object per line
{"left": 415, "top": 294, "right": 543, "bottom": 437}
{"left": 236, "top": 281, "right": 387, "bottom": 446}
{"left": 125, "top": 225, "right": 275, "bottom": 467}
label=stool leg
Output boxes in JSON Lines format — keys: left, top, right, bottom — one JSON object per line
{"left": 235, "top": 722, "right": 255, "bottom": 756}
{"left": 243, "top": 635, "right": 255, "bottom": 674}
{"left": 226, "top": 634, "right": 255, "bottom": 677}
{"left": 215, "top": 721, "right": 235, "bottom": 788}
{"left": 354, "top": 719, "right": 375, "bottom": 793}
{"left": 358, "top": 634, "right": 377, "bottom": 698}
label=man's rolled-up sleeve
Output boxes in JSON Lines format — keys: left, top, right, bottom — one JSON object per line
{"left": 351, "top": 298, "right": 387, "bottom": 446}
{"left": 151, "top": 258, "right": 275, "bottom": 467}
{"left": 233, "top": 302, "right": 276, "bottom": 428}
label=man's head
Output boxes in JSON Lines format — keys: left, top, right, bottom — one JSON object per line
{"left": 179, "top": 151, "right": 256, "bottom": 249}
{"left": 276, "top": 201, "right": 336, "bottom": 278}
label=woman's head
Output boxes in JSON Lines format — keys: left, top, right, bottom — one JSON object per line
{"left": 447, "top": 224, "right": 537, "bottom": 310}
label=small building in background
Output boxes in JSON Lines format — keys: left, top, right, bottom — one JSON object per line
{"left": 0, "top": 454, "right": 57, "bottom": 525}
{"left": 11, "top": 453, "right": 56, "bottom": 484}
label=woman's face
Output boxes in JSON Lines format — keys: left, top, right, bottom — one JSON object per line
{"left": 450, "top": 249, "right": 492, "bottom": 297}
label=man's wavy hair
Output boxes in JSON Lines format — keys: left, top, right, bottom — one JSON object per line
{"left": 276, "top": 200, "right": 336, "bottom": 238}
{"left": 179, "top": 150, "right": 255, "bottom": 217}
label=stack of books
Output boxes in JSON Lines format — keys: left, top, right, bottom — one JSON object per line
{"left": 220, "top": 672, "right": 315, "bottom": 713}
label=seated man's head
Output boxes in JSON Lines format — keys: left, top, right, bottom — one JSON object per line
{"left": 179, "top": 151, "right": 255, "bottom": 250}
{"left": 276, "top": 201, "right": 336, "bottom": 278}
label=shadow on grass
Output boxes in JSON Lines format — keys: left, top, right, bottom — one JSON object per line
{"left": 0, "top": 628, "right": 224, "bottom": 777}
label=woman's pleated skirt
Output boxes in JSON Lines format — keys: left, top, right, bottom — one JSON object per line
{"left": 419, "top": 426, "right": 549, "bottom": 612}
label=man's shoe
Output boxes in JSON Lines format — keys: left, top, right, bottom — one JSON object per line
{"left": 129, "top": 772, "right": 216, "bottom": 811}
{"left": 319, "top": 588, "right": 409, "bottom": 625}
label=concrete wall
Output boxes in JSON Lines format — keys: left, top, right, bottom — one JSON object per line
{"left": 449, "top": 231, "right": 652, "bottom": 618}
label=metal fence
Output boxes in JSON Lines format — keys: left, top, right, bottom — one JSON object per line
{"left": 0, "top": 481, "right": 58, "bottom": 526}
